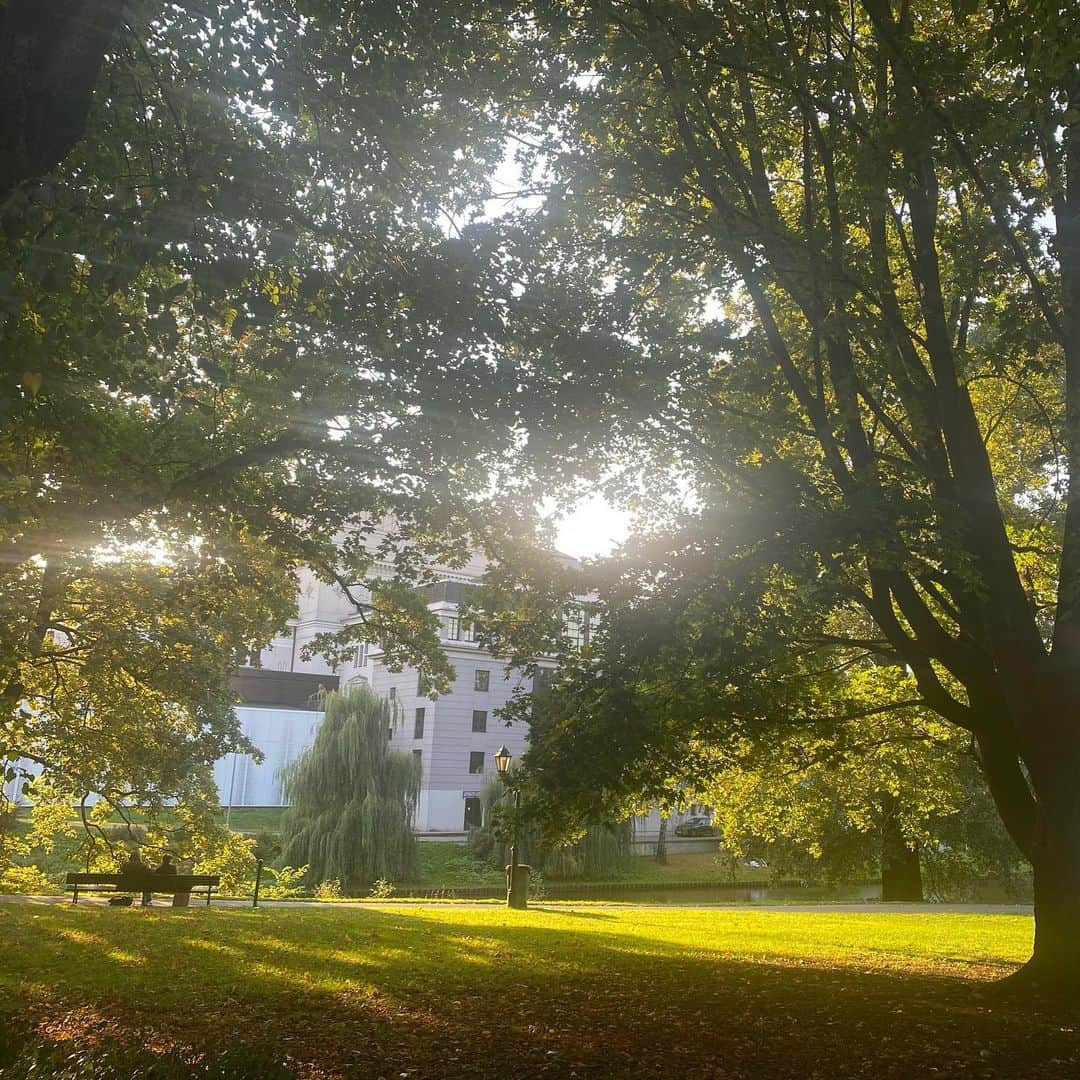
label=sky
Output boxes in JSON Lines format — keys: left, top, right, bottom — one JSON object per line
{"left": 550, "top": 494, "right": 631, "bottom": 560}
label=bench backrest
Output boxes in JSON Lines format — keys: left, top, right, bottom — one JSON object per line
{"left": 65, "top": 873, "right": 220, "bottom": 887}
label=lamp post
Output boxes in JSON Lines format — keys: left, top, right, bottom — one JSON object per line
{"left": 494, "top": 745, "right": 527, "bottom": 909}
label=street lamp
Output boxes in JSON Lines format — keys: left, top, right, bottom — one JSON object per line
{"left": 494, "top": 744, "right": 512, "bottom": 777}
{"left": 494, "top": 745, "right": 527, "bottom": 909}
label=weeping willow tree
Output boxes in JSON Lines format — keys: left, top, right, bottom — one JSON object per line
{"left": 469, "top": 776, "right": 631, "bottom": 881}
{"left": 280, "top": 688, "right": 420, "bottom": 893}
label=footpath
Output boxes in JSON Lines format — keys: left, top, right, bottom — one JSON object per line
{"left": 0, "top": 893, "right": 1034, "bottom": 914}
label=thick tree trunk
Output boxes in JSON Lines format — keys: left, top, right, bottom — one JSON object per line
{"left": 1030, "top": 852, "right": 1080, "bottom": 980}
{"left": 974, "top": 727, "right": 1037, "bottom": 863}
{"left": 881, "top": 843, "right": 922, "bottom": 902}
{"left": 880, "top": 796, "right": 923, "bottom": 902}
{"left": 1023, "top": 758, "right": 1080, "bottom": 985}
{"left": 1052, "top": 80, "right": 1080, "bottom": 652}
{"left": 0, "top": 0, "right": 124, "bottom": 200}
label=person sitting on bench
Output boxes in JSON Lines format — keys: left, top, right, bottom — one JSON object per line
{"left": 118, "top": 849, "right": 153, "bottom": 907}
{"left": 154, "top": 853, "right": 177, "bottom": 876}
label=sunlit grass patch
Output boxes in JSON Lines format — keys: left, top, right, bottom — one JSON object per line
{"left": 0, "top": 904, "right": 1070, "bottom": 1079}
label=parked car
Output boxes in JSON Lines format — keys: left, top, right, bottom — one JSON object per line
{"left": 674, "top": 816, "right": 718, "bottom": 837}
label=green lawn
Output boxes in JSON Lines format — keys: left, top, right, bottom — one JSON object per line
{"left": 216, "top": 806, "right": 287, "bottom": 833}
{"left": 1, "top": 903, "right": 1073, "bottom": 1078}
{"left": 9, "top": 807, "right": 770, "bottom": 895}
{"left": 413, "top": 840, "right": 504, "bottom": 887}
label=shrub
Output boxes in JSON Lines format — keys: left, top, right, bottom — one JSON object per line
{"left": 369, "top": 878, "right": 395, "bottom": 899}
{"left": 528, "top": 869, "right": 546, "bottom": 901}
{"left": 541, "top": 849, "right": 581, "bottom": 881}
{"left": 261, "top": 864, "right": 309, "bottom": 899}
{"left": 252, "top": 830, "right": 282, "bottom": 864}
{"left": 195, "top": 831, "right": 258, "bottom": 896}
{"left": 0, "top": 864, "right": 58, "bottom": 895}
{"left": 314, "top": 878, "right": 342, "bottom": 899}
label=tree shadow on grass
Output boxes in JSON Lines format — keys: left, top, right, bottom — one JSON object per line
{"left": 3, "top": 906, "right": 1077, "bottom": 1079}
{"left": 529, "top": 905, "right": 618, "bottom": 919}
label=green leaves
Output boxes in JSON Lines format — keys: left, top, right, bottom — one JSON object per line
{"left": 280, "top": 687, "right": 421, "bottom": 891}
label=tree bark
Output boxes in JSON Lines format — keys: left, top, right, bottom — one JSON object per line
{"left": 1053, "top": 79, "right": 1080, "bottom": 657}
{"left": 654, "top": 815, "right": 668, "bottom": 865}
{"left": 974, "top": 727, "right": 1037, "bottom": 863}
{"left": 0, "top": 0, "right": 124, "bottom": 200}
{"left": 1030, "top": 842, "right": 1080, "bottom": 983}
{"left": 880, "top": 795, "right": 923, "bottom": 902}
{"left": 1020, "top": 737, "right": 1080, "bottom": 985}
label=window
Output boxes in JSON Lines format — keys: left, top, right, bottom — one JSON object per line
{"left": 565, "top": 605, "right": 590, "bottom": 649}
{"left": 414, "top": 708, "right": 425, "bottom": 739}
{"left": 353, "top": 642, "right": 367, "bottom": 667}
{"left": 444, "top": 616, "right": 475, "bottom": 642}
{"left": 387, "top": 724, "right": 393, "bottom": 740}
{"left": 533, "top": 668, "right": 555, "bottom": 694}
{"left": 412, "top": 749, "right": 422, "bottom": 768}
{"left": 388, "top": 686, "right": 396, "bottom": 701}
{"left": 474, "top": 669, "right": 490, "bottom": 692}
{"left": 471, "top": 710, "right": 487, "bottom": 733}
{"left": 469, "top": 751, "right": 485, "bottom": 774}
{"left": 463, "top": 796, "right": 482, "bottom": 830}
{"left": 417, "top": 669, "right": 424, "bottom": 696}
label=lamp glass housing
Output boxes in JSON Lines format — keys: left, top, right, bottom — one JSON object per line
{"left": 494, "top": 745, "right": 512, "bottom": 775}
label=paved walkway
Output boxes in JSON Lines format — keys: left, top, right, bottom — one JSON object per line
{"left": 0, "top": 893, "right": 1034, "bottom": 914}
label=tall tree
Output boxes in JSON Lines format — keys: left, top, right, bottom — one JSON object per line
{"left": 1, "top": 0, "right": 671, "bottom": 821}
{"left": 280, "top": 687, "right": 420, "bottom": 891}
{"left": 468, "top": 0, "right": 1080, "bottom": 984}
{"left": 0, "top": 0, "right": 581, "bottom": 814}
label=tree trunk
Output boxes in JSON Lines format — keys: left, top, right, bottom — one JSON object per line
{"left": 0, "top": 0, "right": 123, "bottom": 200}
{"left": 972, "top": 711, "right": 1080, "bottom": 990}
{"left": 880, "top": 794, "right": 923, "bottom": 902}
{"left": 1023, "top": 760, "right": 1080, "bottom": 985}
{"left": 654, "top": 816, "right": 668, "bottom": 865}
{"left": 1030, "top": 855, "right": 1080, "bottom": 981}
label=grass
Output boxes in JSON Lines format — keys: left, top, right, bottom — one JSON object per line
{"left": 13, "top": 804, "right": 767, "bottom": 892}
{"left": 413, "top": 841, "right": 504, "bottom": 887}
{"left": 1, "top": 903, "right": 1075, "bottom": 1078}
{"left": 410, "top": 842, "right": 773, "bottom": 891}
{"left": 221, "top": 811, "right": 767, "bottom": 887}
{"left": 216, "top": 807, "right": 287, "bottom": 833}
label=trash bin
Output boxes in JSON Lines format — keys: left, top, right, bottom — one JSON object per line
{"left": 506, "top": 863, "right": 531, "bottom": 909}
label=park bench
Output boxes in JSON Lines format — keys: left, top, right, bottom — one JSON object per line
{"left": 65, "top": 872, "right": 221, "bottom": 906}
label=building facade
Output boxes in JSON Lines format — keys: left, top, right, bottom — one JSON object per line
{"left": 215, "top": 554, "right": 541, "bottom": 836}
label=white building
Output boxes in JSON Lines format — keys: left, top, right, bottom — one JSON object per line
{"left": 215, "top": 553, "right": 541, "bottom": 836}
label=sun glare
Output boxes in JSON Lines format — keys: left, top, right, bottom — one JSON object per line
{"left": 550, "top": 495, "right": 631, "bottom": 560}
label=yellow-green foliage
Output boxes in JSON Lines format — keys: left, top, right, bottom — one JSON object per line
{"left": 261, "top": 865, "right": 309, "bottom": 899}
{"left": 0, "top": 863, "right": 57, "bottom": 894}
{"left": 194, "top": 831, "right": 258, "bottom": 896}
